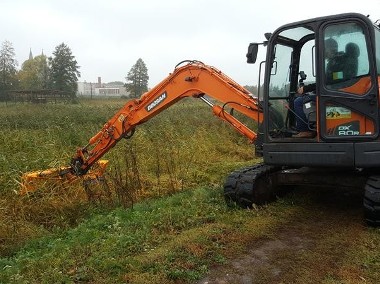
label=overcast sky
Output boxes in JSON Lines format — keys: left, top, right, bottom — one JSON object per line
{"left": 1, "top": 0, "right": 379, "bottom": 87}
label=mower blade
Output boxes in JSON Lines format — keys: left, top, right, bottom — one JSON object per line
{"left": 20, "top": 160, "right": 109, "bottom": 195}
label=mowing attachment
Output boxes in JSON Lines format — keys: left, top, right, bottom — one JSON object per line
{"left": 20, "top": 160, "right": 109, "bottom": 195}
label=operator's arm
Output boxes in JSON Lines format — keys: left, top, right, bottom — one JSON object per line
{"left": 70, "top": 60, "right": 262, "bottom": 176}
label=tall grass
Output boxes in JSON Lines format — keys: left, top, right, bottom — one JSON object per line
{"left": 0, "top": 186, "right": 281, "bottom": 283}
{"left": 0, "top": 98, "right": 258, "bottom": 254}
{"left": 1, "top": 100, "right": 379, "bottom": 284}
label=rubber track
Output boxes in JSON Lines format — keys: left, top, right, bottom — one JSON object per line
{"left": 224, "top": 163, "right": 279, "bottom": 208}
{"left": 363, "top": 175, "right": 380, "bottom": 226}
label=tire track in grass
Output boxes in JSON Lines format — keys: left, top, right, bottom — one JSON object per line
{"left": 198, "top": 185, "right": 378, "bottom": 284}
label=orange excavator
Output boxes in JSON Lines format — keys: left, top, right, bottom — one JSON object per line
{"left": 22, "top": 13, "right": 380, "bottom": 225}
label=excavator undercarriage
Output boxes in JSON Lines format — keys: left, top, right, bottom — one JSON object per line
{"left": 224, "top": 165, "right": 380, "bottom": 225}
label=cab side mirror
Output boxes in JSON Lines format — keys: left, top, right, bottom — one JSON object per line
{"left": 246, "top": 43, "right": 259, "bottom": 64}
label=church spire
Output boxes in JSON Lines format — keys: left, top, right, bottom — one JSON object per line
{"left": 29, "top": 48, "right": 33, "bottom": 60}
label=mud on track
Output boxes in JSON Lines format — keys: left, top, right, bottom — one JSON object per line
{"left": 198, "top": 185, "right": 379, "bottom": 284}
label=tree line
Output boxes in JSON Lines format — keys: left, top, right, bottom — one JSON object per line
{"left": 1, "top": 39, "right": 260, "bottom": 101}
{"left": 0, "top": 41, "right": 80, "bottom": 99}
{"left": 0, "top": 40, "right": 150, "bottom": 101}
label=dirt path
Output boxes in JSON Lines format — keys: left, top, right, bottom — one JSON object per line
{"left": 197, "top": 186, "right": 373, "bottom": 284}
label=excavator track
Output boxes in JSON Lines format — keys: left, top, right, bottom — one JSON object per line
{"left": 225, "top": 164, "right": 380, "bottom": 226}
{"left": 363, "top": 175, "right": 380, "bottom": 226}
{"left": 224, "top": 163, "right": 281, "bottom": 208}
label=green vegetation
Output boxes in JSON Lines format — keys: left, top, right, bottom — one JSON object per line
{"left": 48, "top": 43, "right": 81, "bottom": 95}
{"left": 0, "top": 98, "right": 257, "bottom": 253}
{"left": 125, "top": 58, "right": 149, "bottom": 98}
{"left": 0, "top": 41, "right": 18, "bottom": 96}
{"left": 0, "top": 41, "right": 80, "bottom": 98}
{"left": 0, "top": 99, "right": 379, "bottom": 283}
{"left": 0, "top": 187, "right": 276, "bottom": 283}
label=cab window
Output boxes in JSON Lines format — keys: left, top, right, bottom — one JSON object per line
{"left": 375, "top": 27, "right": 380, "bottom": 74}
{"left": 323, "top": 22, "right": 371, "bottom": 94}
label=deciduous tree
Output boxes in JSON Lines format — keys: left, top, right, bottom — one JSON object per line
{"left": 125, "top": 58, "right": 149, "bottom": 98}
{"left": 18, "top": 55, "right": 49, "bottom": 90}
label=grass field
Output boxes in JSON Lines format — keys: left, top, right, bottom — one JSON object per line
{"left": 0, "top": 98, "right": 379, "bottom": 283}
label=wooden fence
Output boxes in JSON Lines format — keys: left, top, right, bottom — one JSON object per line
{"left": 4, "top": 90, "right": 72, "bottom": 104}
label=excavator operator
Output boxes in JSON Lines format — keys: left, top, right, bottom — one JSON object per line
{"left": 293, "top": 38, "right": 339, "bottom": 138}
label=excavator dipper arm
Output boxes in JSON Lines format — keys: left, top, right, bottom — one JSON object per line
{"left": 21, "top": 60, "right": 262, "bottom": 193}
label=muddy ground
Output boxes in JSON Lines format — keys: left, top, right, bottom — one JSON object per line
{"left": 197, "top": 185, "right": 378, "bottom": 284}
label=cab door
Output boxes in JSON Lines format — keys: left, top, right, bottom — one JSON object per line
{"left": 318, "top": 19, "right": 379, "bottom": 140}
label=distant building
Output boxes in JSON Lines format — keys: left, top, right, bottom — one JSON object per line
{"left": 77, "top": 77, "right": 129, "bottom": 97}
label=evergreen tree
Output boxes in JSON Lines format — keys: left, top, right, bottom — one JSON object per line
{"left": 0, "top": 40, "right": 18, "bottom": 99}
{"left": 49, "top": 43, "right": 80, "bottom": 96}
{"left": 125, "top": 58, "right": 149, "bottom": 98}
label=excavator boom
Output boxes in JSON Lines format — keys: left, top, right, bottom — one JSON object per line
{"left": 21, "top": 60, "right": 262, "bottom": 194}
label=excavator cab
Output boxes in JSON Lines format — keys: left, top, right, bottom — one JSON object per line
{"left": 255, "top": 13, "right": 380, "bottom": 168}
{"left": 224, "top": 13, "right": 380, "bottom": 225}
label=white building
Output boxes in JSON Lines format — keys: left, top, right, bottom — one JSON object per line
{"left": 77, "top": 77, "right": 129, "bottom": 97}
